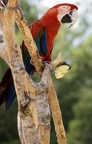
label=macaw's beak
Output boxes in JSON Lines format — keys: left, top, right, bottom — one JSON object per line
{"left": 61, "top": 9, "right": 78, "bottom": 28}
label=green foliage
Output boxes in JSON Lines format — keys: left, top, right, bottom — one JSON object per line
{"left": 17, "top": 0, "right": 38, "bottom": 44}
{"left": 67, "top": 94, "right": 92, "bottom": 144}
{"left": 0, "top": 100, "right": 20, "bottom": 143}
{"left": 20, "top": 0, "right": 38, "bottom": 24}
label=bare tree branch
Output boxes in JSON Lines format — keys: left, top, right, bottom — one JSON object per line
{"left": 41, "top": 54, "right": 67, "bottom": 144}
{"left": 15, "top": 5, "right": 44, "bottom": 75}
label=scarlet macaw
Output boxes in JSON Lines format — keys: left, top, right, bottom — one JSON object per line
{"left": 0, "top": 3, "right": 78, "bottom": 110}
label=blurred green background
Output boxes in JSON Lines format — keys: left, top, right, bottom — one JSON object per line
{"left": 0, "top": 0, "right": 92, "bottom": 144}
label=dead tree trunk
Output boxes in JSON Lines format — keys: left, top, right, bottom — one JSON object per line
{"left": 0, "top": 0, "right": 67, "bottom": 144}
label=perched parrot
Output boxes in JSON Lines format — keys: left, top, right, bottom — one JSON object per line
{"left": 0, "top": 3, "right": 78, "bottom": 110}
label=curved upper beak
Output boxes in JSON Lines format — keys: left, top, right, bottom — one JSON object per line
{"left": 68, "top": 9, "right": 78, "bottom": 28}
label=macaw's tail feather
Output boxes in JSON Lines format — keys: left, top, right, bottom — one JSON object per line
{"left": 24, "top": 58, "right": 35, "bottom": 75}
{"left": 0, "top": 68, "right": 12, "bottom": 106}
{"left": 0, "top": 68, "right": 16, "bottom": 109}
{"left": 5, "top": 82, "right": 16, "bottom": 110}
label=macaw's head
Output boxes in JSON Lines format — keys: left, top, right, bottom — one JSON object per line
{"left": 57, "top": 3, "right": 78, "bottom": 27}
{"left": 44, "top": 3, "right": 78, "bottom": 28}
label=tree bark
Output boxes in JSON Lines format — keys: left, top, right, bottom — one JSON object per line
{"left": 1, "top": 0, "right": 40, "bottom": 143}
{"left": 0, "top": 0, "right": 67, "bottom": 144}
{"left": 15, "top": 5, "right": 44, "bottom": 75}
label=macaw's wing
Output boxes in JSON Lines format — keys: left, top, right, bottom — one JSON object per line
{"left": 40, "top": 32, "right": 47, "bottom": 56}
{"left": 34, "top": 30, "right": 48, "bottom": 57}
{"left": 22, "top": 29, "right": 48, "bottom": 74}
{"left": 35, "top": 29, "right": 53, "bottom": 62}
{"left": 22, "top": 28, "right": 48, "bottom": 58}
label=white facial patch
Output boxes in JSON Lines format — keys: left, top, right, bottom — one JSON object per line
{"left": 57, "top": 5, "right": 71, "bottom": 22}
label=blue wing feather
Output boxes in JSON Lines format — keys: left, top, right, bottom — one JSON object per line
{"left": 40, "top": 32, "right": 48, "bottom": 56}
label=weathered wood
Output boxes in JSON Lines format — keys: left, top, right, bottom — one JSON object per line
{"left": 48, "top": 79, "right": 67, "bottom": 144}
{"left": 36, "top": 83, "right": 51, "bottom": 144}
{"left": 41, "top": 56, "right": 67, "bottom": 144}
{"left": 1, "top": 0, "right": 40, "bottom": 143}
{"left": 15, "top": 5, "right": 44, "bottom": 75}
{"left": 15, "top": 2, "right": 51, "bottom": 144}
{"left": 0, "top": 0, "right": 67, "bottom": 144}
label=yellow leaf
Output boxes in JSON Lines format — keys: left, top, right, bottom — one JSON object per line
{"left": 54, "top": 65, "right": 71, "bottom": 79}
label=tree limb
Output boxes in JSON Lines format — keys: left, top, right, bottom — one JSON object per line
{"left": 15, "top": 4, "right": 44, "bottom": 75}
{"left": 1, "top": 0, "right": 40, "bottom": 143}
{"left": 41, "top": 54, "right": 67, "bottom": 144}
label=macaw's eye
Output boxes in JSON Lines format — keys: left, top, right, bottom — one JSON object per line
{"left": 63, "top": 6, "right": 65, "bottom": 9}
